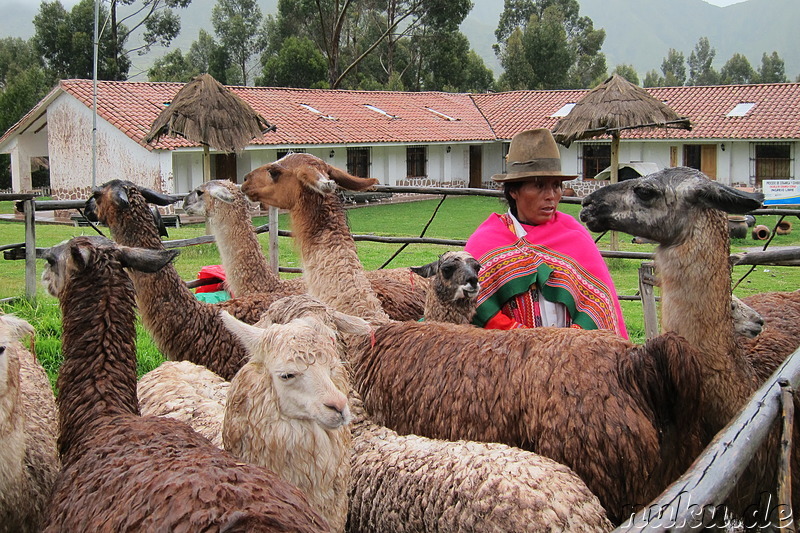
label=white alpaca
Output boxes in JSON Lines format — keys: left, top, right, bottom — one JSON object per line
{"left": 220, "top": 309, "right": 366, "bottom": 533}
{"left": 0, "top": 314, "right": 59, "bottom": 533}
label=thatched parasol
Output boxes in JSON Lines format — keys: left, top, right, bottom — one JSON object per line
{"left": 145, "top": 73, "right": 276, "bottom": 182}
{"left": 551, "top": 74, "right": 691, "bottom": 248}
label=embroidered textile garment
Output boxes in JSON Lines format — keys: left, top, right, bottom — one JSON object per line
{"left": 465, "top": 211, "right": 628, "bottom": 338}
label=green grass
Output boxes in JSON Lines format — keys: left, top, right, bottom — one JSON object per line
{"left": 1, "top": 197, "right": 799, "bottom": 388}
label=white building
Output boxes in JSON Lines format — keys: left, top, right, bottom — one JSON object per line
{"left": 1, "top": 80, "right": 798, "bottom": 200}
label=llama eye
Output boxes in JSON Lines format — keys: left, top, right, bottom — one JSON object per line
{"left": 441, "top": 265, "right": 456, "bottom": 278}
{"left": 634, "top": 186, "right": 659, "bottom": 203}
{"left": 279, "top": 372, "right": 296, "bottom": 381}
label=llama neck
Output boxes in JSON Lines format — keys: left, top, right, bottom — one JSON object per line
{"left": 292, "top": 192, "right": 389, "bottom": 323}
{"left": 209, "top": 205, "right": 278, "bottom": 295}
{"left": 108, "top": 200, "right": 165, "bottom": 250}
{"left": 424, "top": 290, "right": 475, "bottom": 325}
{"left": 57, "top": 262, "right": 139, "bottom": 462}
{"left": 657, "top": 210, "right": 756, "bottom": 422}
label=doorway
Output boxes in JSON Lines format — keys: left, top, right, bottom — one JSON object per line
{"left": 213, "top": 153, "right": 238, "bottom": 182}
{"left": 683, "top": 144, "right": 717, "bottom": 179}
{"left": 469, "top": 146, "right": 482, "bottom": 188}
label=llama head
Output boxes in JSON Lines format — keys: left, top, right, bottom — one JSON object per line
{"left": 41, "top": 236, "right": 178, "bottom": 298}
{"left": 257, "top": 294, "right": 372, "bottom": 336}
{"left": 580, "top": 167, "right": 764, "bottom": 246}
{"left": 242, "top": 152, "right": 378, "bottom": 210}
{"left": 731, "top": 295, "right": 764, "bottom": 339}
{"left": 0, "top": 314, "right": 34, "bottom": 398}
{"left": 411, "top": 251, "right": 481, "bottom": 303}
{"left": 183, "top": 179, "right": 247, "bottom": 220}
{"left": 84, "top": 179, "right": 178, "bottom": 236}
{"left": 221, "top": 310, "right": 353, "bottom": 429}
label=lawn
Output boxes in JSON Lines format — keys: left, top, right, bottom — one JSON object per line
{"left": 1, "top": 195, "right": 799, "bottom": 388}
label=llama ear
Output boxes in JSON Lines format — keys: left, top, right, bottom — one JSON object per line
{"left": 331, "top": 311, "right": 373, "bottom": 336}
{"left": 112, "top": 185, "right": 130, "bottom": 209}
{"left": 140, "top": 187, "right": 179, "bottom": 206}
{"left": 0, "top": 314, "right": 34, "bottom": 341}
{"left": 150, "top": 207, "right": 169, "bottom": 238}
{"left": 410, "top": 260, "right": 439, "bottom": 279}
{"left": 69, "top": 241, "right": 93, "bottom": 270}
{"left": 696, "top": 181, "right": 764, "bottom": 214}
{"left": 327, "top": 166, "right": 379, "bottom": 192}
{"left": 220, "top": 310, "right": 268, "bottom": 355}
{"left": 118, "top": 246, "right": 179, "bottom": 273}
{"left": 207, "top": 182, "right": 236, "bottom": 203}
{"left": 301, "top": 168, "right": 337, "bottom": 195}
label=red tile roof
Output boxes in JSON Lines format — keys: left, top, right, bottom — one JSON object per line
{"left": 2, "top": 80, "right": 799, "bottom": 150}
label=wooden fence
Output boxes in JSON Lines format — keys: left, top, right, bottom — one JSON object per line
{"left": 3, "top": 186, "right": 800, "bottom": 529}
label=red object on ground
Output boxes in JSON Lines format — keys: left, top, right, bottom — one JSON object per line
{"left": 196, "top": 265, "right": 227, "bottom": 294}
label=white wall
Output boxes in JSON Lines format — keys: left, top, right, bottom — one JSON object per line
{"left": 47, "top": 95, "right": 162, "bottom": 197}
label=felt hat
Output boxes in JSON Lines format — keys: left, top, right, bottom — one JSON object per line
{"left": 491, "top": 128, "right": 577, "bottom": 183}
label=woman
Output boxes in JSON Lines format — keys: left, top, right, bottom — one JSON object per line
{"left": 465, "top": 128, "right": 628, "bottom": 338}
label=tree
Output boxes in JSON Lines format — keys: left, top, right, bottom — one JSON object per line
{"left": 147, "top": 49, "right": 198, "bottom": 82}
{"left": 661, "top": 48, "right": 686, "bottom": 86}
{"left": 33, "top": 0, "right": 131, "bottom": 80}
{"left": 720, "top": 53, "right": 756, "bottom": 85}
{"left": 496, "top": 28, "right": 535, "bottom": 90}
{"left": 612, "top": 64, "right": 639, "bottom": 85}
{"left": 642, "top": 69, "right": 663, "bottom": 88}
{"left": 411, "top": 30, "right": 494, "bottom": 92}
{"left": 187, "top": 29, "right": 237, "bottom": 84}
{"left": 257, "top": 36, "right": 327, "bottom": 88}
{"left": 108, "top": 0, "right": 192, "bottom": 80}
{"left": 268, "top": 0, "right": 472, "bottom": 89}
{"left": 211, "top": 0, "right": 267, "bottom": 85}
{"left": 494, "top": 0, "right": 606, "bottom": 90}
{"left": 758, "top": 51, "right": 787, "bottom": 83}
{"left": 687, "top": 37, "right": 718, "bottom": 86}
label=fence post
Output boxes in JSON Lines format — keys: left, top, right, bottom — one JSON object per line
{"left": 268, "top": 206, "right": 279, "bottom": 274}
{"left": 23, "top": 198, "right": 36, "bottom": 300}
{"left": 638, "top": 261, "right": 658, "bottom": 339}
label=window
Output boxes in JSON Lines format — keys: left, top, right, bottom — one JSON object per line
{"left": 752, "top": 142, "right": 793, "bottom": 187}
{"left": 726, "top": 103, "right": 756, "bottom": 117}
{"left": 406, "top": 146, "right": 427, "bottom": 177}
{"left": 552, "top": 103, "right": 576, "bottom": 117}
{"left": 581, "top": 143, "right": 610, "bottom": 180}
{"left": 347, "top": 147, "right": 370, "bottom": 179}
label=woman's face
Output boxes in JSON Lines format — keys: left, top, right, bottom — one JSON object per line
{"left": 509, "top": 177, "right": 563, "bottom": 225}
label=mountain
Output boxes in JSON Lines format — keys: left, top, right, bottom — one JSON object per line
{"left": 2, "top": 0, "right": 798, "bottom": 83}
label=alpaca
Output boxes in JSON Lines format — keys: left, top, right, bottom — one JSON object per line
{"left": 739, "top": 290, "right": 800, "bottom": 381}
{"left": 40, "top": 235, "right": 328, "bottom": 532}
{"left": 731, "top": 295, "right": 764, "bottom": 340}
{"left": 83, "top": 179, "right": 293, "bottom": 380}
{"left": 580, "top": 166, "right": 795, "bottom": 523}
{"left": 183, "top": 179, "right": 428, "bottom": 321}
{"left": 261, "top": 294, "right": 612, "bottom": 533}
{"left": 409, "top": 250, "right": 481, "bottom": 324}
{"left": 220, "top": 309, "right": 370, "bottom": 533}
{"left": 0, "top": 314, "right": 59, "bottom": 533}
{"left": 241, "top": 153, "right": 708, "bottom": 524}
{"left": 138, "top": 360, "right": 230, "bottom": 448}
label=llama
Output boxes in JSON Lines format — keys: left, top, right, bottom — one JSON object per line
{"left": 0, "top": 314, "right": 59, "bottom": 533}
{"left": 409, "top": 250, "right": 481, "bottom": 324}
{"left": 739, "top": 290, "right": 800, "bottom": 381}
{"left": 183, "top": 179, "right": 428, "bottom": 321}
{"left": 240, "top": 153, "right": 708, "bottom": 524}
{"left": 138, "top": 360, "right": 230, "bottom": 448}
{"left": 220, "top": 308, "right": 370, "bottom": 533}
{"left": 731, "top": 295, "right": 764, "bottom": 340}
{"left": 40, "top": 235, "right": 328, "bottom": 532}
{"left": 261, "top": 294, "right": 612, "bottom": 533}
{"left": 580, "top": 166, "right": 796, "bottom": 523}
{"left": 83, "top": 179, "right": 292, "bottom": 380}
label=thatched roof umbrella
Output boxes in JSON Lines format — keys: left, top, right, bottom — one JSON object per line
{"left": 145, "top": 73, "right": 276, "bottom": 182}
{"left": 551, "top": 74, "right": 691, "bottom": 248}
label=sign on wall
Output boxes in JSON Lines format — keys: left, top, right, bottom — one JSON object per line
{"left": 763, "top": 180, "right": 800, "bottom": 206}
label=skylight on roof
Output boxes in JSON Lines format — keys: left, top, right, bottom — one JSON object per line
{"left": 364, "top": 104, "right": 397, "bottom": 119}
{"left": 299, "top": 103, "right": 337, "bottom": 120}
{"left": 727, "top": 102, "right": 755, "bottom": 117}
{"left": 552, "top": 103, "right": 576, "bottom": 117}
{"left": 425, "top": 107, "right": 457, "bottom": 121}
